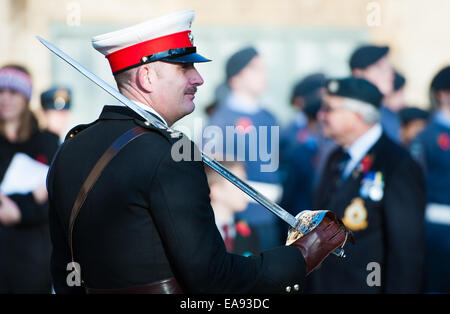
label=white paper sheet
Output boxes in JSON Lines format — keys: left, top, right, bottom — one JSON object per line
{"left": 0, "top": 152, "right": 49, "bottom": 195}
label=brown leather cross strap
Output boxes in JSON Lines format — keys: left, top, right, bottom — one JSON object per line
{"left": 68, "top": 126, "right": 151, "bottom": 266}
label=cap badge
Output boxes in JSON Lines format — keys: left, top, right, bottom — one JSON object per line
{"left": 53, "top": 89, "right": 70, "bottom": 110}
{"left": 328, "top": 80, "right": 339, "bottom": 93}
{"left": 342, "top": 197, "right": 368, "bottom": 231}
{"left": 188, "top": 32, "right": 194, "bottom": 45}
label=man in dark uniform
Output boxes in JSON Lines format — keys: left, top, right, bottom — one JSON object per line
{"left": 410, "top": 65, "right": 450, "bottom": 293}
{"left": 47, "top": 10, "right": 351, "bottom": 294}
{"left": 306, "top": 78, "right": 425, "bottom": 293}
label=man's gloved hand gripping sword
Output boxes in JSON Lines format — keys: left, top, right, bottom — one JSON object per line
{"left": 37, "top": 36, "right": 346, "bottom": 258}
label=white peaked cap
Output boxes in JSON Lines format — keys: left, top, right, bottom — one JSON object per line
{"left": 91, "top": 10, "right": 210, "bottom": 74}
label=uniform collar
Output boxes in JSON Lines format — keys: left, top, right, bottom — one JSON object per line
{"left": 100, "top": 102, "right": 168, "bottom": 127}
{"left": 435, "top": 110, "right": 450, "bottom": 130}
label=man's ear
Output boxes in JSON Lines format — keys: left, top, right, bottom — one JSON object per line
{"left": 352, "top": 68, "right": 364, "bottom": 78}
{"left": 437, "top": 90, "right": 450, "bottom": 106}
{"left": 136, "top": 65, "right": 157, "bottom": 93}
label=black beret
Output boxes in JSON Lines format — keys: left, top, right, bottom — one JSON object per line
{"left": 431, "top": 66, "right": 450, "bottom": 91}
{"left": 225, "top": 46, "right": 258, "bottom": 81}
{"left": 304, "top": 103, "right": 321, "bottom": 119}
{"left": 292, "top": 73, "right": 326, "bottom": 98}
{"left": 325, "top": 77, "right": 383, "bottom": 108}
{"left": 394, "top": 71, "right": 406, "bottom": 91}
{"left": 41, "top": 87, "right": 72, "bottom": 111}
{"left": 398, "top": 107, "right": 429, "bottom": 125}
{"left": 349, "top": 45, "right": 389, "bottom": 70}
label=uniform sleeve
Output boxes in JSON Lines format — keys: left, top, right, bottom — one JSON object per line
{"left": 148, "top": 136, "right": 306, "bottom": 293}
{"left": 47, "top": 159, "right": 85, "bottom": 294}
{"left": 383, "top": 157, "right": 426, "bottom": 293}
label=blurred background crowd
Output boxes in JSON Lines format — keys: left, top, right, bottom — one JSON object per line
{"left": 1, "top": 0, "right": 449, "bottom": 294}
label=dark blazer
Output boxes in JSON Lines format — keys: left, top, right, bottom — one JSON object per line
{"left": 47, "top": 105, "right": 306, "bottom": 294}
{"left": 306, "top": 133, "right": 426, "bottom": 293}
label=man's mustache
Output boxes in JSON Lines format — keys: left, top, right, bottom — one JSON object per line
{"left": 185, "top": 87, "right": 197, "bottom": 94}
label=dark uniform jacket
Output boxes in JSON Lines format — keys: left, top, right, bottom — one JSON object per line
{"left": 0, "top": 129, "right": 59, "bottom": 293}
{"left": 47, "top": 105, "right": 306, "bottom": 294}
{"left": 306, "top": 133, "right": 425, "bottom": 293}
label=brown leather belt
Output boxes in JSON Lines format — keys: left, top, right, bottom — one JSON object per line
{"left": 85, "top": 277, "right": 183, "bottom": 294}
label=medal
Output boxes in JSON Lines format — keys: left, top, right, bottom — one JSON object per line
{"left": 369, "top": 185, "right": 383, "bottom": 201}
{"left": 369, "top": 172, "right": 384, "bottom": 202}
{"left": 360, "top": 171, "right": 384, "bottom": 201}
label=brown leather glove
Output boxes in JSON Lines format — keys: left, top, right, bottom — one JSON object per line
{"left": 286, "top": 210, "right": 354, "bottom": 276}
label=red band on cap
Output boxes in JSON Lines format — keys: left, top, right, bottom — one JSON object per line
{"left": 106, "top": 30, "right": 193, "bottom": 73}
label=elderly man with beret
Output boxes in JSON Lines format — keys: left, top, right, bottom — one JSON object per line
{"left": 305, "top": 77, "right": 425, "bottom": 293}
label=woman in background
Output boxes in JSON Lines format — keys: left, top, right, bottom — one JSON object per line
{"left": 0, "top": 64, "right": 59, "bottom": 293}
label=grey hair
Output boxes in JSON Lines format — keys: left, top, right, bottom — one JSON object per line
{"left": 341, "top": 98, "right": 381, "bottom": 124}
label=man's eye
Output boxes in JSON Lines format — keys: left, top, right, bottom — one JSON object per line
{"left": 181, "top": 63, "right": 194, "bottom": 70}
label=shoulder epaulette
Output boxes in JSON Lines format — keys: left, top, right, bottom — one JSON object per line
{"left": 65, "top": 120, "right": 99, "bottom": 141}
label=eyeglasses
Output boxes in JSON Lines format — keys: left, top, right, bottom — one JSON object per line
{"left": 320, "top": 104, "right": 341, "bottom": 113}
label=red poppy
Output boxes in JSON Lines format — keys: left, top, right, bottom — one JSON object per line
{"left": 296, "top": 129, "right": 309, "bottom": 143}
{"left": 359, "top": 155, "right": 373, "bottom": 174}
{"left": 437, "top": 133, "right": 450, "bottom": 151}
{"left": 34, "top": 153, "right": 48, "bottom": 165}
{"left": 235, "top": 221, "right": 251, "bottom": 237}
{"left": 235, "top": 117, "right": 253, "bottom": 134}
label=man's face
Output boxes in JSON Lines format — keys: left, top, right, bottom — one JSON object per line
{"left": 0, "top": 88, "right": 27, "bottom": 122}
{"left": 354, "top": 56, "right": 394, "bottom": 96}
{"left": 237, "top": 55, "right": 267, "bottom": 97}
{"left": 45, "top": 109, "right": 71, "bottom": 137}
{"left": 151, "top": 62, "right": 204, "bottom": 125}
{"left": 319, "top": 94, "right": 358, "bottom": 143}
{"left": 401, "top": 119, "right": 427, "bottom": 146}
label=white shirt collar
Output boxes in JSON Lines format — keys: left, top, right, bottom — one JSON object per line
{"left": 342, "top": 123, "right": 382, "bottom": 178}
{"left": 133, "top": 101, "right": 168, "bottom": 127}
{"left": 226, "top": 92, "right": 261, "bottom": 114}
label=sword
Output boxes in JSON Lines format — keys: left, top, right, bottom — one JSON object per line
{"left": 37, "top": 36, "right": 345, "bottom": 257}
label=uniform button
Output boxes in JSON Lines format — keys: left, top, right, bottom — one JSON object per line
{"left": 294, "top": 284, "right": 300, "bottom": 291}
{"left": 144, "top": 121, "right": 150, "bottom": 126}
{"left": 285, "top": 286, "right": 291, "bottom": 293}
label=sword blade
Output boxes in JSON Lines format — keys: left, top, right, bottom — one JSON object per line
{"left": 36, "top": 35, "right": 299, "bottom": 229}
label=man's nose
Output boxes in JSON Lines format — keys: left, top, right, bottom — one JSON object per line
{"left": 190, "top": 68, "right": 204, "bottom": 86}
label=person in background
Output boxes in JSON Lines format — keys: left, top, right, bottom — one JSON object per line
{"left": 203, "top": 83, "right": 229, "bottom": 118}
{"left": 40, "top": 87, "right": 73, "bottom": 140}
{"left": 350, "top": 45, "right": 401, "bottom": 143}
{"left": 384, "top": 70, "right": 407, "bottom": 114}
{"left": 206, "top": 46, "right": 283, "bottom": 251}
{"left": 398, "top": 107, "right": 429, "bottom": 147}
{"left": 280, "top": 73, "right": 325, "bottom": 216}
{"left": 410, "top": 65, "right": 450, "bottom": 293}
{"left": 306, "top": 77, "right": 425, "bottom": 293}
{"left": 0, "top": 64, "right": 59, "bottom": 293}
{"left": 204, "top": 160, "right": 259, "bottom": 256}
